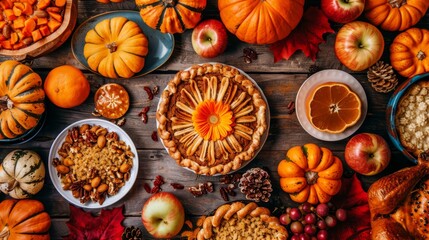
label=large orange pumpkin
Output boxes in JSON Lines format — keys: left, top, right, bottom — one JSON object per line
{"left": 218, "top": 0, "right": 305, "bottom": 45}
{"left": 0, "top": 199, "right": 51, "bottom": 239}
{"left": 136, "top": 0, "right": 207, "bottom": 34}
{"left": 390, "top": 28, "right": 429, "bottom": 78}
{"left": 0, "top": 60, "right": 45, "bottom": 140}
{"left": 365, "top": 0, "right": 429, "bottom": 31}
{"left": 278, "top": 143, "right": 343, "bottom": 204}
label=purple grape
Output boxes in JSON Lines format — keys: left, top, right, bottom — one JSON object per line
{"left": 299, "top": 233, "right": 311, "bottom": 240}
{"left": 316, "top": 203, "right": 329, "bottom": 217}
{"left": 279, "top": 213, "right": 292, "bottom": 225}
{"left": 325, "top": 215, "right": 337, "bottom": 228}
{"left": 317, "top": 220, "right": 327, "bottom": 230}
{"left": 291, "top": 235, "right": 300, "bottom": 240}
{"left": 290, "top": 207, "right": 302, "bottom": 221}
{"left": 336, "top": 208, "right": 347, "bottom": 222}
{"left": 304, "top": 224, "right": 317, "bottom": 235}
{"left": 301, "top": 202, "right": 313, "bottom": 213}
{"left": 290, "top": 221, "right": 304, "bottom": 234}
{"left": 317, "top": 230, "right": 328, "bottom": 240}
{"left": 304, "top": 213, "right": 317, "bottom": 224}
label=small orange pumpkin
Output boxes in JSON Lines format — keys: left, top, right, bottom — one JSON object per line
{"left": 0, "top": 199, "right": 51, "bottom": 239}
{"left": 365, "top": 0, "right": 429, "bottom": 31}
{"left": 218, "top": 0, "right": 305, "bottom": 45}
{"left": 390, "top": 28, "right": 429, "bottom": 78}
{"left": 136, "top": 0, "right": 207, "bottom": 34}
{"left": 278, "top": 143, "right": 343, "bottom": 204}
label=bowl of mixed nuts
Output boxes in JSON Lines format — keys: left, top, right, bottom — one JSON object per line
{"left": 48, "top": 118, "right": 138, "bottom": 208}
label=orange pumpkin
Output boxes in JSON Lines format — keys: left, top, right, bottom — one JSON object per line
{"left": 278, "top": 143, "right": 343, "bottom": 204}
{"left": 136, "top": 0, "right": 207, "bottom": 34}
{"left": 0, "top": 199, "right": 51, "bottom": 239}
{"left": 0, "top": 60, "right": 45, "bottom": 139}
{"left": 365, "top": 0, "right": 429, "bottom": 31}
{"left": 390, "top": 28, "right": 429, "bottom": 78}
{"left": 218, "top": 0, "right": 304, "bottom": 45}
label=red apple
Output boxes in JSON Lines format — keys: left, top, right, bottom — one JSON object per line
{"left": 344, "top": 133, "right": 391, "bottom": 176}
{"left": 335, "top": 21, "right": 384, "bottom": 71}
{"left": 321, "top": 0, "right": 365, "bottom": 24}
{"left": 192, "top": 19, "right": 228, "bottom": 58}
{"left": 142, "top": 192, "right": 185, "bottom": 239}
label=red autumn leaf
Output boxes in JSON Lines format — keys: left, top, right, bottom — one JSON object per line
{"left": 270, "top": 7, "right": 334, "bottom": 62}
{"left": 330, "top": 174, "right": 371, "bottom": 240}
{"left": 63, "top": 205, "right": 125, "bottom": 240}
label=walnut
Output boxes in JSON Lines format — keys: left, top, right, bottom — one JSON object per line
{"left": 122, "top": 226, "right": 143, "bottom": 240}
{"left": 188, "top": 182, "right": 214, "bottom": 197}
{"left": 239, "top": 168, "right": 273, "bottom": 202}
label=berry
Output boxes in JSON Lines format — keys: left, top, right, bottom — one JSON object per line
{"left": 316, "top": 203, "right": 329, "bottom": 217}
{"left": 301, "top": 202, "right": 313, "bottom": 213}
{"left": 304, "top": 213, "right": 317, "bottom": 224}
{"left": 304, "top": 224, "right": 317, "bottom": 235}
{"left": 279, "top": 213, "right": 292, "bottom": 225}
{"left": 336, "top": 208, "right": 347, "bottom": 222}
{"left": 317, "top": 230, "right": 328, "bottom": 240}
{"left": 299, "top": 233, "right": 311, "bottom": 240}
{"left": 290, "top": 208, "right": 302, "bottom": 221}
{"left": 325, "top": 215, "right": 337, "bottom": 228}
{"left": 317, "top": 220, "right": 327, "bottom": 230}
{"left": 290, "top": 221, "right": 304, "bottom": 234}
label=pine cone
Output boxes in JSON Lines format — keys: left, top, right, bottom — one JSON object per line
{"left": 239, "top": 168, "right": 272, "bottom": 202}
{"left": 367, "top": 61, "right": 398, "bottom": 93}
{"left": 122, "top": 226, "right": 143, "bottom": 240}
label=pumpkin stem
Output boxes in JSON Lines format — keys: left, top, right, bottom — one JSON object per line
{"left": 163, "top": 0, "right": 176, "bottom": 6}
{"left": 0, "top": 96, "right": 13, "bottom": 112}
{"left": 389, "top": 0, "right": 406, "bottom": 8}
{"left": 0, "top": 226, "right": 10, "bottom": 239}
{"left": 305, "top": 171, "right": 319, "bottom": 185}
{"left": 106, "top": 42, "right": 118, "bottom": 53}
{"left": 7, "top": 180, "right": 18, "bottom": 192}
{"left": 417, "top": 50, "right": 426, "bottom": 60}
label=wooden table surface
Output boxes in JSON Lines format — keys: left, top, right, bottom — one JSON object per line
{"left": 0, "top": 1, "right": 426, "bottom": 239}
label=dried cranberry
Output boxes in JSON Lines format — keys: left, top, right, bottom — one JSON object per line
{"left": 143, "top": 183, "right": 151, "bottom": 193}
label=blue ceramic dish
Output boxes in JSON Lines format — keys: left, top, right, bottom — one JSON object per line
{"left": 386, "top": 72, "right": 429, "bottom": 164}
{"left": 71, "top": 10, "right": 174, "bottom": 79}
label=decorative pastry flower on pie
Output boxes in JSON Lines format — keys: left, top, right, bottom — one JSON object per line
{"left": 157, "top": 63, "right": 268, "bottom": 175}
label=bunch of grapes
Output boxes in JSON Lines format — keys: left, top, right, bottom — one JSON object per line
{"left": 279, "top": 202, "right": 347, "bottom": 240}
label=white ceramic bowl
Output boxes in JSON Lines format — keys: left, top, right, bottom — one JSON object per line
{"left": 48, "top": 118, "right": 138, "bottom": 209}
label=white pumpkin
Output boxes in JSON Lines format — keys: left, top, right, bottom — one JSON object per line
{"left": 0, "top": 150, "right": 45, "bottom": 199}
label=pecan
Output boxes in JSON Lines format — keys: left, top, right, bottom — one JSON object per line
{"left": 138, "top": 107, "right": 150, "bottom": 124}
{"left": 152, "top": 86, "right": 159, "bottom": 95}
{"left": 242, "top": 47, "right": 258, "bottom": 63}
{"left": 144, "top": 86, "right": 154, "bottom": 100}
{"left": 220, "top": 187, "right": 229, "bottom": 201}
{"left": 188, "top": 186, "right": 204, "bottom": 197}
{"left": 154, "top": 175, "right": 165, "bottom": 186}
{"left": 170, "top": 183, "right": 184, "bottom": 190}
{"left": 116, "top": 117, "right": 126, "bottom": 126}
{"left": 151, "top": 186, "right": 160, "bottom": 194}
{"left": 92, "top": 109, "right": 101, "bottom": 117}
{"left": 143, "top": 183, "right": 151, "bottom": 193}
{"left": 70, "top": 127, "right": 80, "bottom": 142}
{"left": 106, "top": 132, "right": 119, "bottom": 141}
{"left": 151, "top": 131, "right": 158, "bottom": 142}
{"left": 204, "top": 182, "right": 214, "bottom": 193}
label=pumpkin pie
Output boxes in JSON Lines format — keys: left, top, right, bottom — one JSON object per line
{"left": 197, "top": 202, "right": 288, "bottom": 240}
{"left": 156, "top": 63, "right": 268, "bottom": 175}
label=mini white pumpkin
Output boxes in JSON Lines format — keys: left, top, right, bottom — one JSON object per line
{"left": 0, "top": 150, "right": 45, "bottom": 199}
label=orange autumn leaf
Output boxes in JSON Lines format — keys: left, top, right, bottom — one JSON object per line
{"left": 270, "top": 7, "right": 334, "bottom": 62}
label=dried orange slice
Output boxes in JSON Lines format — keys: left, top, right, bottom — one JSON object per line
{"left": 307, "top": 82, "right": 361, "bottom": 133}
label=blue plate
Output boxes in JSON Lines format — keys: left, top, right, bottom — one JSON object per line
{"left": 71, "top": 10, "right": 174, "bottom": 79}
{"left": 386, "top": 72, "right": 429, "bottom": 164}
{"left": 0, "top": 112, "right": 46, "bottom": 145}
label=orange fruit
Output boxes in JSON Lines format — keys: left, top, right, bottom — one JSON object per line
{"left": 307, "top": 82, "right": 361, "bottom": 133}
{"left": 44, "top": 65, "right": 90, "bottom": 108}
